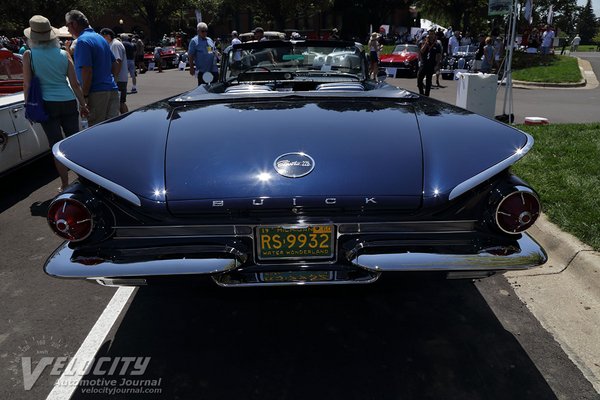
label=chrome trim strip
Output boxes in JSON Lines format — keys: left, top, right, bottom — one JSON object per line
{"left": 44, "top": 242, "right": 239, "bottom": 278}
{"left": 6, "top": 129, "right": 28, "bottom": 137}
{"left": 53, "top": 143, "right": 142, "bottom": 207}
{"left": 96, "top": 278, "right": 147, "bottom": 287}
{"left": 351, "top": 233, "right": 546, "bottom": 272}
{"left": 114, "top": 224, "right": 254, "bottom": 238}
{"left": 448, "top": 133, "right": 534, "bottom": 200}
{"left": 0, "top": 99, "right": 24, "bottom": 111}
{"left": 338, "top": 220, "right": 477, "bottom": 234}
{"left": 212, "top": 272, "right": 380, "bottom": 287}
{"left": 113, "top": 221, "right": 476, "bottom": 238}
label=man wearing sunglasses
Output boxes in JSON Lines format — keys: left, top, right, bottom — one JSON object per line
{"left": 188, "top": 22, "right": 219, "bottom": 85}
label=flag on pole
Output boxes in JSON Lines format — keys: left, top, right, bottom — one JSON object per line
{"left": 195, "top": 9, "right": 203, "bottom": 24}
{"left": 547, "top": 5, "right": 554, "bottom": 25}
{"left": 524, "top": 0, "right": 533, "bottom": 24}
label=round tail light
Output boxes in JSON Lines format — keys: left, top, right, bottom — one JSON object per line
{"left": 47, "top": 197, "right": 93, "bottom": 241}
{"left": 495, "top": 190, "right": 541, "bottom": 234}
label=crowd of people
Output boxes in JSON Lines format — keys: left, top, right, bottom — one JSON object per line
{"left": 367, "top": 23, "right": 577, "bottom": 97}
{"left": 20, "top": 11, "right": 147, "bottom": 192}
{"left": 365, "top": 26, "right": 505, "bottom": 97}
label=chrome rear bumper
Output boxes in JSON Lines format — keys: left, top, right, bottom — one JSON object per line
{"left": 350, "top": 233, "right": 547, "bottom": 272}
{"left": 44, "top": 233, "right": 546, "bottom": 286}
{"left": 44, "top": 242, "right": 240, "bottom": 279}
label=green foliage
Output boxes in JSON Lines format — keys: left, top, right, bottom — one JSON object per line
{"left": 528, "top": 0, "right": 579, "bottom": 35}
{"left": 513, "top": 123, "right": 600, "bottom": 250}
{"left": 243, "top": 0, "right": 333, "bottom": 30}
{"left": 577, "top": 0, "right": 598, "bottom": 44}
{"left": 415, "top": 0, "right": 489, "bottom": 34}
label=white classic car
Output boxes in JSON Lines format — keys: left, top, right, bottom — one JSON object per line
{"left": 0, "top": 92, "right": 49, "bottom": 176}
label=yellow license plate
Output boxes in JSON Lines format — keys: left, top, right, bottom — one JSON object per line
{"left": 256, "top": 225, "right": 334, "bottom": 260}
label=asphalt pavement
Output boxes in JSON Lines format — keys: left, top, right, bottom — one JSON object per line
{"left": 1, "top": 63, "right": 600, "bottom": 399}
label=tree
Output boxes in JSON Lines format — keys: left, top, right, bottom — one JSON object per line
{"left": 414, "top": 0, "right": 490, "bottom": 35}
{"left": 532, "top": 0, "right": 579, "bottom": 35}
{"left": 332, "top": 0, "right": 409, "bottom": 40}
{"left": 0, "top": 0, "right": 113, "bottom": 35}
{"left": 577, "top": 0, "right": 598, "bottom": 43}
{"left": 246, "top": 0, "right": 334, "bottom": 31}
{"left": 111, "top": 0, "right": 206, "bottom": 42}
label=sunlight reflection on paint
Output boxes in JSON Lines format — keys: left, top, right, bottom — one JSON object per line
{"left": 153, "top": 188, "right": 167, "bottom": 197}
{"left": 257, "top": 172, "right": 272, "bottom": 182}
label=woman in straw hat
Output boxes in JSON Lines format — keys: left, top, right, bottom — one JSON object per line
{"left": 23, "top": 15, "right": 88, "bottom": 192}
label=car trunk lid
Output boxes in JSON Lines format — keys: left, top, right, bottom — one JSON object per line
{"left": 165, "top": 99, "right": 423, "bottom": 214}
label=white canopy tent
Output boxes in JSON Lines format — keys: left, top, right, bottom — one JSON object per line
{"left": 57, "top": 26, "right": 72, "bottom": 39}
{"left": 420, "top": 19, "right": 447, "bottom": 33}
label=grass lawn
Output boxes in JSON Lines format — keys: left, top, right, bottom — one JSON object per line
{"left": 573, "top": 45, "right": 598, "bottom": 52}
{"left": 511, "top": 123, "right": 600, "bottom": 250}
{"left": 511, "top": 53, "right": 582, "bottom": 83}
{"left": 382, "top": 45, "right": 397, "bottom": 54}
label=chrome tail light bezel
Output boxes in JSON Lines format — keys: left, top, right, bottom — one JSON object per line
{"left": 47, "top": 196, "right": 94, "bottom": 242}
{"left": 493, "top": 185, "right": 541, "bottom": 235}
{"left": 47, "top": 189, "right": 115, "bottom": 243}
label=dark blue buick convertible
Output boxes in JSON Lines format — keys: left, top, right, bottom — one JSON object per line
{"left": 45, "top": 40, "right": 546, "bottom": 287}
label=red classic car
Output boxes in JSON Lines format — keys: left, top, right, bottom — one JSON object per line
{"left": 0, "top": 50, "right": 23, "bottom": 94}
{"left": 379, "top": 44, "right": 420, "bottom": 78}
{"left": 143, "top": 46, "right": 179, "bottom": 70}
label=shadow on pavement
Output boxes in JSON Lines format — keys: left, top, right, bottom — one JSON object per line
{"left": 30, "top": 198, "right": 53, "bottom": 217}
{"left": 71, "top": 279, "right": 557, "bottom": 400}
{"left": 0, "top": 154, "right": 57, "bottom": 214}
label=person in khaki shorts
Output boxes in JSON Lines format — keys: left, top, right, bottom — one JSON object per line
{"left": 65, "top": 10, "right": 119, "bottom": 126}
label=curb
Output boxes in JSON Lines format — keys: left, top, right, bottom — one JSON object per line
{"left": 507, "top": 214, "right": 600, "bottom": 281}
{"left": 513, "top": 79, "right": 586, "bottom": 88}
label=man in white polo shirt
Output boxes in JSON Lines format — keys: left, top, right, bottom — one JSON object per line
{"left": 101, "top": 28, "right": 128, "bottom": 113}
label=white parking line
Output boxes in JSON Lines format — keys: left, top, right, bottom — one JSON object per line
{"left": 46, "top": 287, "right": 135, "bottom": 400}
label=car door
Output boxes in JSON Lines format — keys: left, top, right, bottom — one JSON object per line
{"left": 0, "top": 94, "right": 50, "bottom": 175}
{"left": 9, "top": 102, "right": 49, "bottom": 161}
{"left": 0, "top": 99, "right": 22, "bottom": 174}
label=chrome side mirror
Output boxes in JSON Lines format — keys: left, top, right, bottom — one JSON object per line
{"left": 202, "top": 71, "right": 214, "bottom": 84}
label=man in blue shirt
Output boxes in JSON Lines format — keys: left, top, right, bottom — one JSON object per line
{"left": 65, "top": 10, "right": 119, "bottom": 126}
{"left": 188, "top": 22, "right": 219, "bottom": 85}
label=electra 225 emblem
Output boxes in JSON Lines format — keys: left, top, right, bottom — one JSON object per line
{"left": 274, "top": 152, "right": 315, "bottom": 178}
